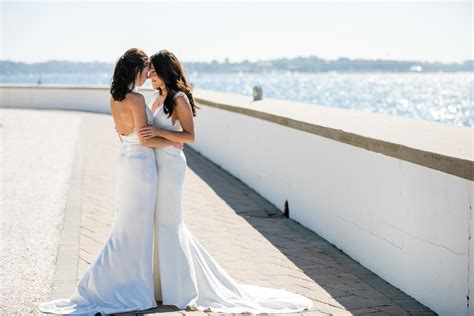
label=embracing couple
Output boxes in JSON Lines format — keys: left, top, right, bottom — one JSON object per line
{"left": 38, "top": 48, "right": 313, "bottom": 315}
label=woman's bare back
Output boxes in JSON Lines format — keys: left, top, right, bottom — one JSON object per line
{"left": 110, "top": 93, "right": 141, "bottom": 136}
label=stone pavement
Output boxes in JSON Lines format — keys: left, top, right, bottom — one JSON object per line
{"left": 49, "top": 111, "right": 435, "bottom": 316}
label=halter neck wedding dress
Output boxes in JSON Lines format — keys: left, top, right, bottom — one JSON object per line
{"left": 149, "top": 90, "right": 313, "bottom": 313}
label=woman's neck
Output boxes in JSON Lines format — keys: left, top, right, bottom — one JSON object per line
{"left": 160, "top": 86, "right": 168, "bottom": 97}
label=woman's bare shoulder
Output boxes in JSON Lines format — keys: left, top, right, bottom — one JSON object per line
{"left": 115, "top": 92, "right": 144, "bottom": 109}
{"left": 127, "top": 92, "right": 145, "bottom": 103}
{"left": 110, "top": 92, "right": 145, "bottom": 112}
{"left": 174, "top": 92, "right": 191, "bottom": 110}
{"left": 173, "top": 90, "right": 188, "bottom": 100}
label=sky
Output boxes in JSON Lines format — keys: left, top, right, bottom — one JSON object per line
{"left": 1, "top": 0, "right": 471, "bottom": 63}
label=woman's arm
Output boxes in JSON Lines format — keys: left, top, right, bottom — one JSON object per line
{"left": 142, "top": 135, "right": 183, "bottom": 149}
{"left": 129, "top": 94, "right": 183, "bottom": 148}
{"left": 137, "top": 95, "right": 195, "bottom": 143}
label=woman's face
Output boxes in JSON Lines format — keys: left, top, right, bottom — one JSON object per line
{"left": 135, "top": 64, "right": 150, "bottom": 88}
{"left": 148, "top": 64, "right": 165, "bottom": 89}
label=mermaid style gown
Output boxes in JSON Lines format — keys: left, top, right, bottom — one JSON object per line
{"left": 149, "top": 91, "right": 313, "bottom": 313}
{"left": 38, "top": 106, "right": 158, "bottom": 315}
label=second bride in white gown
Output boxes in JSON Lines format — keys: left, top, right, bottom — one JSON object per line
{"left": 138, "top": 49, "right": 314, "bottom": 314}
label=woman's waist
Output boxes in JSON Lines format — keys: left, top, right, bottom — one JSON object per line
{"left": 119, "top": 133, "right": 141, "bottom": 144}
{"left": 120, "top": 143, "right": 155, "bottom": 154}
{"left": 153, "top": 146, "right": 185, "bottom": 158}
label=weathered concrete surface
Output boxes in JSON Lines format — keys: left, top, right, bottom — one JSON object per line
{"left": 0, "top": 109, "right": 80, "bottom": 314}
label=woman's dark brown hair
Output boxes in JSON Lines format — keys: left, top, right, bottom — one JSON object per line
{"left": 150, "top": 49, "right": 199, "bottom": 117}
{"left": 110, "top": 48, "right": 148, "bottom": 101}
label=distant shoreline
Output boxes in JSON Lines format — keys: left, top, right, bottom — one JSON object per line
{"left": 1, "top": 56, "right": 472, "bottom": 74}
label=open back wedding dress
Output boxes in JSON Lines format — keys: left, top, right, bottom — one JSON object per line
{"left": 38, "top": 105, "right": 158, "bottom": 315}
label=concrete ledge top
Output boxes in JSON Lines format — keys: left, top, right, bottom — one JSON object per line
{"left": 1, "top": 84, "right": 472, "bottom": 180}
{"left": 191, "top": 88, "right": 473, "bottom": 181}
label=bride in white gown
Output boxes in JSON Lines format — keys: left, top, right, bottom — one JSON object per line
{"left": 38, "top": 48, "right": 182, "bottom": 315}
{"left": 138, "top": 49, "right": 313, "bottom": 314}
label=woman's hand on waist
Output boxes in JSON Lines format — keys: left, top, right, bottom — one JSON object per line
{"left": 173, "top": 141, "right": 184, "bottom": 150}
{"left": 138, "top": 126, "right": 164, "bottom": 139}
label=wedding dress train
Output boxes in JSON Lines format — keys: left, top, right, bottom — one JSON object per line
{"left": 149, "top": 91, "right": 313, "bottom": 314}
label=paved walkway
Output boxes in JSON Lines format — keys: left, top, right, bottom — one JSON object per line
{"left": 48, "top": 111, "right": 435, "bottom": 316}
{"left": 1, "top": 109, "right": 82, "bottom": 314}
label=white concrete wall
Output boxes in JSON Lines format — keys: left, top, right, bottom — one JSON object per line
{"left": 470, "top": 182, "right": 474, "bottom": 315}
{"left": 0, "top": 84, "right": 154, "bottom": 113}
{"left": 1, "top": 84, "right": 473, "bottom": 314}
{"left": 190, "top": 104, "right": 472, "bottom": 315}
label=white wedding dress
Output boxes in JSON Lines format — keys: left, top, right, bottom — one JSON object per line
{"left": 38, "top": 105, "right": 158, "bottom": 315}
{"left": 149, "top": 90, "right": 313, "bottom": 313}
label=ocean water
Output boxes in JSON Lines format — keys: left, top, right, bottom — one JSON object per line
{"left": 1, "top": 71, "right": 472, "bottom": 127}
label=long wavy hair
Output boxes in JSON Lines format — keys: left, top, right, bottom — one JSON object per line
{"left": 150, "top": 49, "right": 199, "bottom": 118}
{"left": 110, "top": 48, "right": 149, "bottom": 101}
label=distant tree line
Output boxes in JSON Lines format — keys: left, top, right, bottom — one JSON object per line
{"left": 0, "top": 56, "right": 471, "bottom": 75}
{"left": 185, "top": 57, "right": 472, "bottom": 73}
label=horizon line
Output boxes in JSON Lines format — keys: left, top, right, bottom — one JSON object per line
{"left": 1, "top": 55, "right": 470, "bottom": 65}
